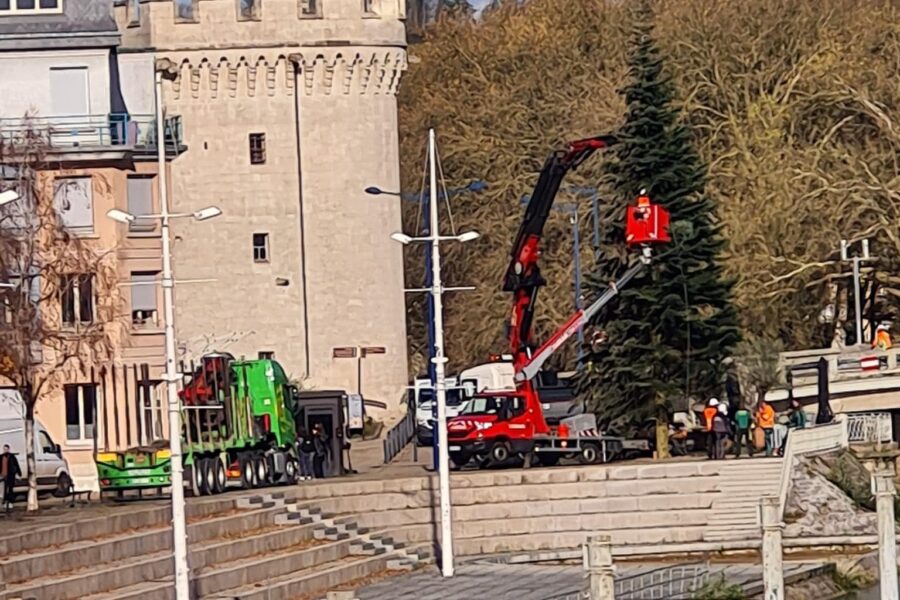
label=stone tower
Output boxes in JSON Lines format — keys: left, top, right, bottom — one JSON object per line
{"left": 116, "top": 0, "right": 410, "bottom": 416}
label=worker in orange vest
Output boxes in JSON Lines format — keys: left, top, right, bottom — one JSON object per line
{"left": 703, "top": 398, "right": 720, "bottom": 460}
{"left": 873, "top": 323, "right": 893, "bottom": 351}
{"left": 755, "top": 400, "right": 776, "bottom": 457}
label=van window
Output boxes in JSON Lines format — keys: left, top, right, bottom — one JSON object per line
{"left": 38, "top": 430, "right": 55, "bottom": 454}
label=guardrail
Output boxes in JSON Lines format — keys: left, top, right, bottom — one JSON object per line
{"left": 777, "top": 417, "right": 849, "bottom": 518}
{"left": 615, "top": 562, "right": 710, "bottom": 600}
{"left": 847, "top": 412, "right": 893, "bottom": 444}
{"left": 0, "top": 113, "right": 183, "bottom": 150}
{"left": 382, "top": 408, "right": 415, "bottom": 464}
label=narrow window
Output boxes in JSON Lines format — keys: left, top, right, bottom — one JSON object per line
{"left": 126, "top": 176, "right": 155, "bottom": 233}
{"left": 64, "top": 383, "right": 96, "bottom": 441}
{"left": 299, "top": 0, "right": 320, "bottom": 18}
{"left": 253, "top": 233, "right": 269, "bottom": 263}
{"left": 258, "top": 351, "right": 275, "bottom": 360}
{"left": 238, "top": 0, "right": 259, "bottom": 19}
{"left": 130, "top": 271, "right": 158, "bottom": 328}
{"left": 174, "top": 0, "right": 196, "bottom": 22}
{"left": 362, "top": 0, "right": 377, "bottom": 16}
{"left": 128, "top": 0, "right": 140, "bottom": 24}
{"left": 53, "top": 177, "right": 93, "bottom": 234}
{"left": 249, "top": 133, "right": 266, "bottom": 165}
{"left": 60, "top": 274, "right": 94, "bottom": 328}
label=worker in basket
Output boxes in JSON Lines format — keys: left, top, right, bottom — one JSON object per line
{"left": 873, "top": 322, "right": 893, "bottom": 351}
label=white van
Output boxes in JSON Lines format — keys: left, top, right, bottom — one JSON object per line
{"left": 0, "top": 389, "right": 72, "bottom": 497}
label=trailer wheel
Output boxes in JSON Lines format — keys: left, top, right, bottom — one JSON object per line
{"left": 489, "top": 441, "right": 511, "bottom": 466}
{"left": 199, "top": 458, "right": 214, "bottom": 495}
{"left": 240, "top": 457, "right": 254, "bottom": 489}
{"left": 213, "top": 457, "right": 227, "bottom": 494}
{"left": 578, "top": 443, "right": 601, "bottom": 465}
{"left": 189, "top": 463, "right": 203, "bottom": 497}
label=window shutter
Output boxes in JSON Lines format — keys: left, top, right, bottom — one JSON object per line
{"left": 130, "top": 272, "right": 157, "bottom": 311}
{"left": 54, "top": 178, "right": 94, "bottom": 233}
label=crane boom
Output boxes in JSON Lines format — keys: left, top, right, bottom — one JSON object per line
{"left": 504, "top": 135, "right": 617, "bottom": 370}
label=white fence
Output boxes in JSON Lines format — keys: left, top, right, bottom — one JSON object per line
{"left": 778, "top": 417, "right": 849, "bottom": 517}
{"left": 846, "top": 412, "right": 893, "bottom": 444}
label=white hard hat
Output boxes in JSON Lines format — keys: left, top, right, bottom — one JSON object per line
{"left": 709, "top": 398, "right": 719, "bottom": 407}
{"left": 877, "top": 323, "right": 890, "bottom": 331}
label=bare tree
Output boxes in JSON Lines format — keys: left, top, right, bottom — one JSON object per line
{"left": 0, "top": 123, "right": 120, "bottom": 511}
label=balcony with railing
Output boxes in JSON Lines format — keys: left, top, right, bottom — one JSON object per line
{"left": 0, "top": 113, "right": 183, "bottom": 155}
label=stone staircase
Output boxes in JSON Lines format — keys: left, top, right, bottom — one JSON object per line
{"left": 276, "top": 459, "right": 788, "bottom": 558}
{"left": 703, "top": 458, "right": 784, "bottom": 542}
{"left": 0, "top": 490, "right": 425, "bottom": 600}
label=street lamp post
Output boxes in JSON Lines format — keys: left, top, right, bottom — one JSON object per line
{"left": 106, "top": 59, "right": 220, "bottom": 600}
{"left": 389, "top": 128, "right": 479, "bottom": 578}
{"left": 840, "top": 239, "right": 876, "bottom": 345}
{"left": 366, "top": 179, "right": 486, "bottom": 470}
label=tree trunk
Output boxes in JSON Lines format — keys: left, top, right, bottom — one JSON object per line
{"left": 655, "top": 401, "right": 670, "bottom": 460}
{"left": 23, "top": 393, "right": 39, "bottom": 512}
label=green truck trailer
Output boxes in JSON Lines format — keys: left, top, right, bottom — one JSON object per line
{"left": 95, "top": 353, "right": 301, "bottom": 497}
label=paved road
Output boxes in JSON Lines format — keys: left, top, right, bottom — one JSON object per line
{"left": 355, "top": 560, "right": 826, "bottom": 600}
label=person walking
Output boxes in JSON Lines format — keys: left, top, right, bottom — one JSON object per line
{"left": 312, "top": 424, "right": 329, "bottom": 479}
{"left": 1, "top": 444, "right": 21, "bottom": 511}
{"left": 712, "top": 405, "right": 731, "bottom": 460}
{"left": 756, "top": 400, "right": 776, "bottom": 457}
{"left": 703, "top": 398, "right": 720, "bottom": 460}
{"left": 297, "top": 427, "right": 315, "bottom": 481}
{"left": 733, "top": 404, "right": 754, "bottom": 458}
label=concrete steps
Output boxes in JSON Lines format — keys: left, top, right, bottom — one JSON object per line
{"left": 268, "top": 459, "right": 789, "bottom": 558}
{"left": 704, "top": 458, "right": 784, "bottom": 542}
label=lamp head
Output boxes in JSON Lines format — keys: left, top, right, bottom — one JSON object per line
{"left": 193, "top": 206, "right": 222, "bottom": 221}
{"left": 106, "top": 208, "right": 136, "bottom": 224}
{"left": 390, "top": 232, "right": 413, "bottom": 245}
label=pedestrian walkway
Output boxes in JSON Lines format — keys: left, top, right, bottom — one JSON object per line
{"left": 355, "top": 560, "right": 829, "bottom": 600}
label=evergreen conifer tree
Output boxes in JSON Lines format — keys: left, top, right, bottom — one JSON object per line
{"left": 579, "top": 0, "right": 740, "bottom": 457}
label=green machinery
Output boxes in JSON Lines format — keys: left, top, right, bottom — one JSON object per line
{"left": 95, "top": 353, "right": 301, "bottom": 497}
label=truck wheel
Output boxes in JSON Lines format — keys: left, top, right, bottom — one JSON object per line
{"left": 213, "top": 458, "right": 227, "bottom": 494}
{"left": 253, "top": 456, "right": 268, "bottom": 488}
{"left": 578, "top": 443, "right": 601, "bottom": 465}
{"left": 285, "top": 457, "right": 298, "bottom": 483}
{"left": 538, "top": 454, "right": 560, "bottom": 467}
{"left": 53, "top": 472, "right": 72, "bottom": 498}
{"left": 240, "top": 457, "right": 254, "bottom": 489}
{"left": 489, "top": 442, "right": 511, "bottom": 466}
{"left": 449, "top": 452, "right": 468, "bottom": 470}
{"left": 199, "top": 458, "right": 214, "bottom": 495}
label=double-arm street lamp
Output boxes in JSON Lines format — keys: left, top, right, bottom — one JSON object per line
{"left": 382, "top": 129, "right": 479, "bottom": 578}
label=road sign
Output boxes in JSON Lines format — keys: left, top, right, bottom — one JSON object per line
{"left": 332, "top": 347, "right": 358, "bottom": 359}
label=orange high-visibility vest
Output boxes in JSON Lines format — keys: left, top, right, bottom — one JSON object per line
{"left": 873, "top": 330, "right": 893, "bottom": 350}
{"left": 757, "top": 404, "right": 775, "bottom": 429}
{"left": 703, "top": 407, "right": 718, "bottom": 432}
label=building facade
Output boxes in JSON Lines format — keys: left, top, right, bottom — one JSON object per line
{"left": 0, "top": 0, "right": 172, "bottom": 479}
{"left": 115, "top": 0, "right": 410, "bottom": 417}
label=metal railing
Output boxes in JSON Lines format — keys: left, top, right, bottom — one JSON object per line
{"left": 615, "top": 562, "right": 710, "bottom": 600}
{"left": 383, "top": 408, "right": 415, "bottom": 464}
{"left": 847, "top": 412, "right": 893, "bottom": 444}
{"left": 0, "top": 113, "right": 183, "bottom": 150}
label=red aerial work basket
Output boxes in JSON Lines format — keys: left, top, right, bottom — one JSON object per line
{"left": 626, "top": 192, "right": 671, "bottom": 246}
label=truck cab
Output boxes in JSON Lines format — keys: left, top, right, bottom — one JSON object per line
{"left": 446, "top": 391, "right": 534, "bottom": 467}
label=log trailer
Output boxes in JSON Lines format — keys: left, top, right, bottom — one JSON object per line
{"left": 446, "top": 136, "right": 670, "bottom": 468}
{"left": 95, "top": 353, "right": 301, "bottom": 496}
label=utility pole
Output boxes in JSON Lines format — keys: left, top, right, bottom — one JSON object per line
{"left": 840, "top": 239, "right": 875, "bottom": 345}
{"left": 156, "top": 62, "right": 191, "bottom": 600}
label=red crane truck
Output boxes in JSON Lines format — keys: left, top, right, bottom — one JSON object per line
{"left": 446, "top": 136, "right": 670, "bottom": 469}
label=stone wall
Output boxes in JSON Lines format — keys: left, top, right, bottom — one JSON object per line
{"left": 116, "top": 0, "right": 410, "bottom": 416}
